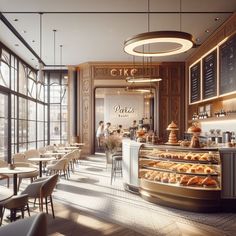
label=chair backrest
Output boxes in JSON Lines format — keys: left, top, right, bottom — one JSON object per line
{"left": 15, "top": 162, "right": 35, "bottom": 168}
{"left": 41, "top": 174, "right": 58, "bottom": 197}
{"left": 51, "top": 158, "right": 68, "bottom": 170}
{"left": 4, "top": 194, "right": 29, "bottom": 209}
{"left": 24, "top": 149, "right": 40, "bottom": 159}
{"left": 0, "top": 159, "right": 8, "bottom": 167}
{"left": 12, "top": 153, "right": 26, "bottom": 163}
{"left": 0, "top": 212, "right": 47, "bottom": 236}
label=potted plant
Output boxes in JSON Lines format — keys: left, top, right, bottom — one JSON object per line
{"left": 103, "top": 135, "right": 122, "bottom": 167}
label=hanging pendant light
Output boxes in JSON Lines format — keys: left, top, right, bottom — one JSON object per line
{"left": 126, "top": 51, "right": 162, "bottom": 83}
{"left": 124, "top": 0, "right": 194, "bottom": 57}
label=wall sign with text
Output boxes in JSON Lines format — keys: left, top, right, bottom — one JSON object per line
{"left": 202, "top": 49, "right": 217, "bottom": 100}
{"left": 219, "top": 33, "right": 236, "bottom": 95}
{"left": 189, "top": 61, "right": 201, "bottom": 104}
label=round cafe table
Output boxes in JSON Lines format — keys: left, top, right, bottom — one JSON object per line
{"left": 0, "top": 167, "right": 37, "bottom": 195}
{"left": 0, "top": 186, "right": 13, "bottom": 202}
{"left": 28, "top": 157, "right": 56, "bottom": 177}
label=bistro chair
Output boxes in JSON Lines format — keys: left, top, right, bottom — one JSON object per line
{"left": 47, "top": 158, "right": 69, "bottom": 179}
{"left": 0, "top": 212, "right": 47, "bottom": 236}
{"left": 0, "top": 160, "right": 10, "bottom": 188}
{"left": 21, "top": 174, "right": 58, "bottom": 218}
{"left": 0, "top": 194, "right": 30, "bottom": 224}
{"left": 110, "top": 152, "right": 123, "bottom": 185}
{"left": 12, "top": 153, "right": 27, "bottom": 163}
{"left": 24, "top": 149, "right": 41, "bottom": 160}
{"left": 14, "top": 162, "right": 39, "bottom": 191}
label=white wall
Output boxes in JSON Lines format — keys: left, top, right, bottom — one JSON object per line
{"left": 104, "top": 94, "right": 144, "bottom": 129}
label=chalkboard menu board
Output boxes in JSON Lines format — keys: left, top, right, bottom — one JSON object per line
{"left": 190, "top": 62, "right": 201, "bottom": 103}
{"left": 202, "top": 49, "right": 217, "bottom": 99}
{"left": 219, "top": 34, "right": 236, "bottom": 95}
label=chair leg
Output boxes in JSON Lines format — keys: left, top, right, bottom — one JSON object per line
{"left": 7, "top": 178, "right": 9, "bottom": 188}
{"left": 45, "top": 197, "right": 48, "bottom": 214}
{"left": 27, "top": 204, "right": 30, "bottom": 216}
{"left": 18, "top": 178, "right": 22, "bottom": 191}
{"left": 21, "top": 208, "right": 24, "bottom": 219}
{"left": 0, "top": 207, "right": 4, "bottom": 226}
{"left": 50, "top": 195, "right": 55, "bottom": 219}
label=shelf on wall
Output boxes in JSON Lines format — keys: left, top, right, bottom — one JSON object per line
{"left": 188, "top": 114, "right": 236, "bottom": 123}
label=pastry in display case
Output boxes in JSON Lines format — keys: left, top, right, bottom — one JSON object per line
{"left": 165, "top": 121, "right": 179, "bottom": 145}
{"left": 138, "top": 145, "right": 221, "bottom": 212}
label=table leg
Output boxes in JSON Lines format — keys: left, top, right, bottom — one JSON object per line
{"left": 13, "top": 173, "right": 18, "bottom": 195}
{"left": 39, "top": 161, "right": 42, "bottom": 177}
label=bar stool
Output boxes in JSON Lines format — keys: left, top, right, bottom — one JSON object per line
{"left": 110, "top": 154, "right": 123, "bottom": 184}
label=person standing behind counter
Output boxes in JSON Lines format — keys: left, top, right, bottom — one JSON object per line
{"left": 104, "top": 122, "right": 111, "bottom": 138}
{"left": 96, "top": 121, "right": 104, "bottom": 148}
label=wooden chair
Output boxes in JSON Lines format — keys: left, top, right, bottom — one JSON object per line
{"left": 0, "top": 160, "right": 9, "bottom": 188}
{"left": 0, "top": 194, "right": 30, "bottom": 224}
{"left": 14, "top": 162, "right": 39, "bottom": 191}
{"left": 21, "top": 174, "right": 58, "bottom": 218}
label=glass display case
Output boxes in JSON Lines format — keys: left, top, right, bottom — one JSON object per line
{"left": 138, "top": 145, "right": 221, "bottom": 212}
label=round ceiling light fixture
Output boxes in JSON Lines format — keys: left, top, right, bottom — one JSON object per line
{"left": 124, "top": 31, "right": 194, "bottom": 57}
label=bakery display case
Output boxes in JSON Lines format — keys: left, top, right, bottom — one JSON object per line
{"left": 139, "top": 145, "right": 221, "bottom": 212}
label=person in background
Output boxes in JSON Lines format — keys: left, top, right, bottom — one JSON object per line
{"left": 117, "top": 125, "right": 124, "bottom": 136}
{"left": 129, "top": 120, "right": 138, "bottom": 140}
{"left": 96, "top": 121, "right": 104, "bottom": 148}
{"left": 132, "top": 120, "right": 138, "bottom": 129}
{"left": 104, "top": 122, "right": 111, "bottom": 138}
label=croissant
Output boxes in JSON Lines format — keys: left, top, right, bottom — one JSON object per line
{"left": 179, "top": 175, "right": 190, "bottom": 184}
{"left": 186, "top": 176, "right": 200, "bottom": 186}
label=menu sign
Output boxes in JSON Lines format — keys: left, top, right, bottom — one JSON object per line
{"left": 202, "top": 49, "right": 217, "bottom": 99}
{"left": 190, "top": 62, "right": 201, "bottom": 103}
{"left": 219, "top": 34, "right": 236, "bottom": 95}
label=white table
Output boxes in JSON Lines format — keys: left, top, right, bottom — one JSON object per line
{"left": 65, "top": 146, "right": 79, "bottom": 150}
{"left": 0, "top": 167, "right": 37, "bottom": 195}
{"left": 28, "top": 157, "right": 56, "bottom": 177}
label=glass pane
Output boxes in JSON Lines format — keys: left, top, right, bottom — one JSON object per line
{"left": 11, "top": 55, "right": 17, "bottom": 91}
{"left": 28, "top": 78, "right": 36, "bottom": 98}
{"left": 19, "top": 97, "right": 27, "bottom": 120}
{"left": 19, "top": 62, "right": 27, "bottom": 95}
{"left": 28, "top": 142, "right": 36, "bottom": 149}
{"left": 61, "top": 122, "right": 67, "bottom": 140}
{"left": 50, "top": 122, "right": 60, "bottom": 140}
{"left": 11, "top": 119, "right": 17, "bottom": 144}
{"left": 19, "top": 143, "right": 27, "bottom": 152}
{"left": 0, "top": 61, "right": 10, "bottom": 87}
{"left": 11, "top": 95, "right": 17, "bottom": 119}
{"left": 28, "top": 121, "right": 36, "bottom": 142}
{"left": 37, "top": 141, "right": 44, "bottom": 148}
{"left": 37, "top": 122, "right": 44, "bottom": 140}
{"left": 45, "top": 122, "right": 48, "bottom": 141}
{"left": 0, "top": 93, "right": 8, "bottom": 162}
{"left": 28, "top": 100, "right": 36, "bottom": 121}
{"left": 50, "top": 104, "right": 60, "bottom": 121}
{"left": 37, "top": 103, "right": 44, "bottom": 121}
{"left": 61, "top": 105, "right": 67, "bottom": 121}
{"left": 50, "top": 85, "right": 61, "bottom": 103}
{"left": 45, "top": 105, "right": 48, "bottom": 122}
{"left": 19, "top": 120, "right": 27, "bottom": 143}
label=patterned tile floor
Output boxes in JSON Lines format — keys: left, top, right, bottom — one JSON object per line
{"left": 51, "top": 155, "right": 236, "bottom": 236}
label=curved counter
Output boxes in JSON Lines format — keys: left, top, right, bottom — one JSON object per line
{"left": 122, "top": 140, "right": 236, "bottom": 212}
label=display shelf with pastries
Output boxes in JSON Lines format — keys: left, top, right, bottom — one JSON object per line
{"left": 138, "top": 145, "right": 221, "bottom": 212}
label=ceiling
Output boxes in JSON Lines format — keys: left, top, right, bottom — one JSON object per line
{"left": 0, "top": 0, "right": 236, "bottom": 69}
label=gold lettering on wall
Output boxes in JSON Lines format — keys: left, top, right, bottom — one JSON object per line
{"left": 110, "top": 68, "right": 138, "bottom": 77}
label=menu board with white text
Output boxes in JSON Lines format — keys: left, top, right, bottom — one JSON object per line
{"left": 219, "top": 34, "right": 236, "bottom": 95}
{"left": 202, "top": 49, "right": 217, "bottom": 99}
{"left": 190, "top": 62, "right": 201, "bottom": 103}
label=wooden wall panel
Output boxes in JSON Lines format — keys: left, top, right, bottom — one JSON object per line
{"left": 159, "top": 63, "right": 185, "bottom": 142}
